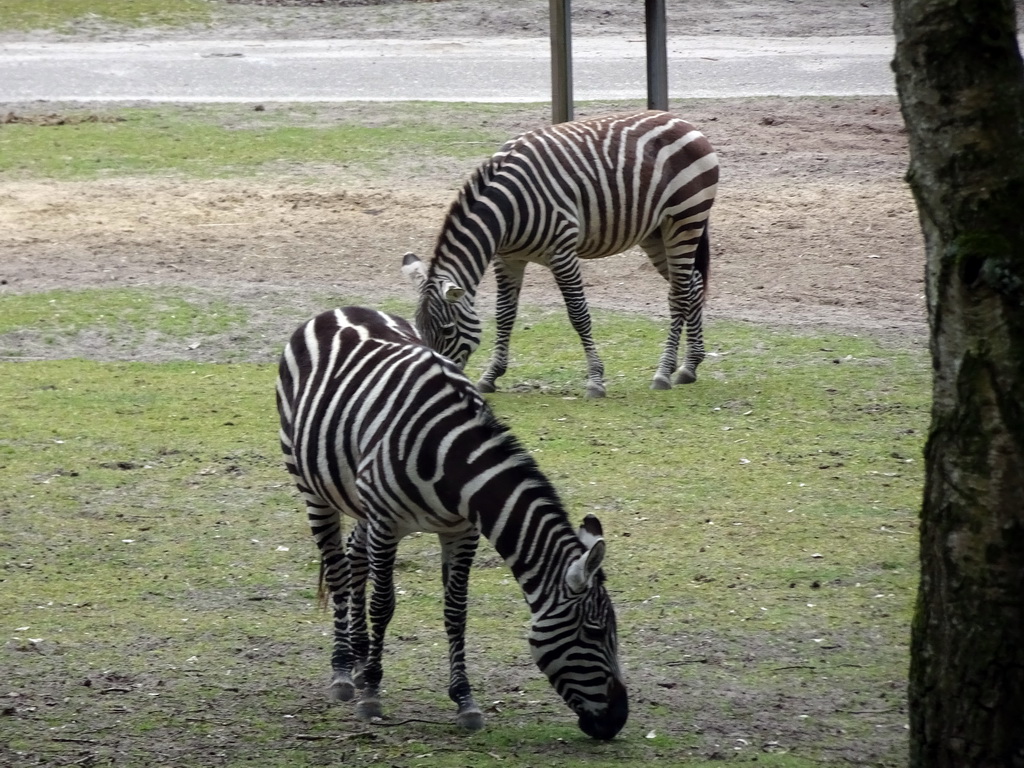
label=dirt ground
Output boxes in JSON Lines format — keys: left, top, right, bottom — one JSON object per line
{"left": 0, "top": 0, "right": 931, "bottom": 366}
{"left": 1, "top": 93, "right": 923, "bottom": 361}
{"left": 2, "top": 0, "right": 905, "bottom": 42}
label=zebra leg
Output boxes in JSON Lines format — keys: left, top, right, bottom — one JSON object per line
{"left": 675, "top": 266, "right": 706, "bottom": 385}
{"left": 478, "top": 258, "right": 526, "bottom": 393}
{"left": 355, "top": 523, "right": 401, "bottom": 722}
{"left": 439, "top": 529, "right": 484, "bottom": 731}
{"left": 673, "top": 223, "right": 711, "bottom": 384}
{"left": 325, "top": 524, "right": 371, "bottom": 701}
{"left": 652, "top": 314, "right": 683, "bottom": 389}
{"left": 641, "top": 236, "right": 678, "bottom": 390}
{"left": 324, "top": 557, "right": 356, "bottom": 701}
{"left": 323, "top": 550, "right": 358, "bottom": 701}
{"left": 549, "top": 251, "right": 606, "bottom": 398}
{"left": 346, "top": 522, "right": 370, "bottom": 690}
{"left": 304, "top": 500, "right": 360, "bottom": 702}
{"left": 653, "top": 223, "right": 708, "bottom": 388}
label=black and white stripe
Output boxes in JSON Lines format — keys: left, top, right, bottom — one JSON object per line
{"left": 276, "top": 306, "right": 627, "bottom": 738}
{"left": 403, "top": 110, "right": 719, "bottom": 397}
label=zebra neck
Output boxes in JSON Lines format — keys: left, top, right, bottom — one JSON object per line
{"left": 478, "top": 499, "right": 582, "bottom": 615}
{"left": 431, "top": 165, "right": 508, "bottom": 294}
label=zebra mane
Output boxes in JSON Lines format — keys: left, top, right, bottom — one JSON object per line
{"left": 480, "top": 400, "right": 606, "bottom": 583}
{"left": 426, "top": 150, "right": 510, "bottom": 280}
{"left": 477, "top": 395, "right": 573, "bottom": 520}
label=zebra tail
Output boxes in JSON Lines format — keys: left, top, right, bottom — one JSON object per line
{"left": 696, "top": 223, "right": 711, "bottom": 297}
{"left": 317, "top": 556, "right": 330, "bottom": 611}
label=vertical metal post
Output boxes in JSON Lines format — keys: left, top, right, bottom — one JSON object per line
{"left": 550, "top": 0, "right": 573, "bottom": 123}
{"left": 645, "top": 0, "right": 668, "bottom": 110}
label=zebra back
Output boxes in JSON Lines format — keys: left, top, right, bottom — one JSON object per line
{"left": 492, "top": 111, "right": 717, "bottom": 259}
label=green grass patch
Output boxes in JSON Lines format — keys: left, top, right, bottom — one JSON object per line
{"left": 0, "top": 287, "right": 410, "bottom": 363}
{"left": 0, "top": 104, "right": 508, "bottom": 180}
{"left": 0, "top": 287, "right": 250, "bottom": 359}
{"left": 0, "top": 0, "right": 212, "bottom": 33}
{"left": 0, "top": 287, "right": 246, "bottom": 337}
{"left": 0, "top": 312, "right": 925, "bottom": 766}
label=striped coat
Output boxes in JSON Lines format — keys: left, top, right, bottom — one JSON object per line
{"left": 404, "top": 110, "right": 719, "bottom": 396}
{"left": 276, "top": 306, "right": 627, "bottom": 738}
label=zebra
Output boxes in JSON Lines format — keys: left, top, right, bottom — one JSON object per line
{"left": 402, "top": 110, "right": 719, "bottom": 398}
{"left": 275, "top": 306, "right": 628, "bottom": 739}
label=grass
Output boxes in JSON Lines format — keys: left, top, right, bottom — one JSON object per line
{"left": 0, "top": 288, "right": 248, "bottom": 350}
{"left": 0, "top": 105, "right": 508, "bottom": 180}
{"left": 0, "top": 287, "right": 423, "bottom": 363}
{"left": 0, "top": 0, "right": 212, "bottom": 33}
{"left": 0, "top": 298, "right": 927, "bottom": 766}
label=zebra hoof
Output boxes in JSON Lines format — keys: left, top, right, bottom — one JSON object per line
{"left": 651, "top": 376, "right": 672, "bottom": 391}
{"left": 477, "top": 379, "right": 497, "bottom": 393}
{"left": 674, "top": 368, "right": 698, "bottom": 385}
{"left": 456, "top": 707, "right": 485, "bottom": 732}
{"left": 328, "top": 679, "right": 356, "bottom": 702}
{"left": 356, "top": 697, "right": 383, "bottom": 721}
{"left": 585, "top": 383, "right": 606, "bottom": 399}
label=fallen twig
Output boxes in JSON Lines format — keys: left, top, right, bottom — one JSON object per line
{"left": 370, "top": 717, "right": 454, "bottom": 727}
{"left": 295, "top": 732, "right": 376, "bottom": 741}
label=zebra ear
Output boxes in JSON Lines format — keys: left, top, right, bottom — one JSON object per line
{"left": 442, "top": 280, "right": 466, "bottom": 303}
{"left": 579, "top": 513, "right": 604, "bottom": 545}
{"left": 566, "top": 538, "right": 606, "bottom": 594}
{"left": 401, "top": 251, "right": 428, "bottom": 290}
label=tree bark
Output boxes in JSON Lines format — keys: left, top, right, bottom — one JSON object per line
{"left": 892, "top": 1, "right": 1024, "bottom": 766}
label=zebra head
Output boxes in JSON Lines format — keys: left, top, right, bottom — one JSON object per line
{"left": 402, "top": 251, "right": 481, "bottom": 368}
{"left": 530, "top": 514, "right": 628, "bottom": 740}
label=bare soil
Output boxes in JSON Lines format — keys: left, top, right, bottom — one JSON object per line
{"left": 1, "top": 95, "right": 925, "bottom": 362}
{"left": 1, "top": 91, "right": 926, "bottom": 362}
{"left": 1, "top": 2, "right": 929, "bottom": 766}
{"left": 2, "top": 0, "right": 903, "bottom": 42}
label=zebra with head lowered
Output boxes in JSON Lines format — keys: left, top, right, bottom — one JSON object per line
{"left": 403, "top": 110, "right": 719, "bottom": 398}
{"left": 276, "top": 306, "right": 628, "bottom": 739}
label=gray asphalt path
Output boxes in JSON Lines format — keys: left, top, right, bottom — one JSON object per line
{"left": 0, "top": 36, "right": 895, "bottom": 103}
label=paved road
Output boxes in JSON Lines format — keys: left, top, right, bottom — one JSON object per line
{"left": 0, "top": 36, "right": 895, "bottom": 103}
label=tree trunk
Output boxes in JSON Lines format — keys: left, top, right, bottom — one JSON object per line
{"left": 892, "top": 1, "right": 1024, "bottom": 766}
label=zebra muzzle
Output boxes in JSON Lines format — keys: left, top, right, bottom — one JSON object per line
{"left": 575, "top": 678, "right": 628, "bottom": 740}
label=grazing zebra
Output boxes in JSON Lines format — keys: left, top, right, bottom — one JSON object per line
{"left": 402, "top": 110, "right": 719, "bottom": 398}
{"left": 275, "top": 306, "right": 628, "bottom": 739}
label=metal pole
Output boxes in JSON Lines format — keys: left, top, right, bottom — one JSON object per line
{"left": 549, "top": 0, "right": 573, "bottom": 123}
{"left": 645, "top": 0, "right": 668, "bottom": 111}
